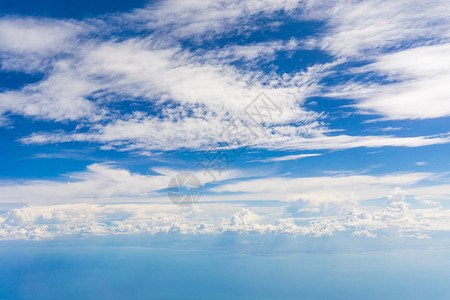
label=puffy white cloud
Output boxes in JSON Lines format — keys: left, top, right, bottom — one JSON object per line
{"left": 386, "top": 187, "right": 407, "bottom": 212}
{"left": 2, "top": 197, "right": 449, "bottom": 240}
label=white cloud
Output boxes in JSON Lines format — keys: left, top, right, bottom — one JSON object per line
{"left": 351, "top": 230, "right": 376, "bottom": 238}
{"left": 0, "top": 166, "right": 448, "bottom": 240}
{"left": 407, "top": 183, "right": 450, "bottom": 201}
{"left": 1, "top": 36, "right": 328, "bottom": 134}
{"left": 129, "top": 0, "right": 302, "bottom": 40}
{"left": 0, "top": 2, "right": 448, "bottom": 150}
{"left": 0, "top": 17, "right": 84, "bottom": 54}
{"left": 309, "top": 0, "right": 450, "bottom": 58}
{"left": 0, "top": 164, "right": 170, "bottom": 204}
{"left": 196, "top": 39, "right": 301, "bottom": 63}
{"left": 386, "top": 187, "right": 407, "bottom": 212}
{"left": 3, "top": 162, "right": 446, "bottom": 223}
{"left": 0, "top": 164, "right": 164, "bottom": 203}
{"left": 260, "top": 153, "right": 322, "bottom": 162}
{"left": 266, "top": 132, "right": 450, "bottom": 150}
{"left": 1, "top": 163, "right": 447, "bottom": 216}
{"left": 2, "top": 198, "right": 450, "bottom": 240}
{"left": 0, "top": 70, "right": 101, "bottom": 122}
{"left": 420, "top": 199, "right": 442, "bottom": 208}
{"left": 307, "top": 1, "right": 450, "bottom": 121}
{"left": 0, "top": 0, "right": 449, "bottom": 242}
{"left": 212, "top": 173, "right": 434, "bottom": 204}
{"left": 19, "top": 111, "right": 450, "bottom": 152}
{"left": 0, "top": 17, "right": 88, "bottom": 74}
{"left": 0, "top": 163, "right": 250, "bottom": 205}
{"left": 330, "top": 44, "right": 450, "bottom": 120}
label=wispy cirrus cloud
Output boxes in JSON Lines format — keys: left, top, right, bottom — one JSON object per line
{"left": 211, "top": 172, "right": 436, "bottom": 204}
{"left": 128, "top": 0, "right": 304, "bottom": 40}
{"left": 308, "top": 0, "right": 450, "bottom": 121}
{"left": 0, "top": 163, "right": 246, "bottom": 204}
{"left": 0, "top": 17, "right": 85, "bottom": 55}
{"left": 328, "top": 44, "right": 450, "bottom": 120}
{"left": 1, "top": 0, "right": 449, "bottom": 151}
{"left": 258, "top": 153, "right": 322, "bottom": 162}
{"left": 308, "top": 0, "right": 450, "bottom": 58}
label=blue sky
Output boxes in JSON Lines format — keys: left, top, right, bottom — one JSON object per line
{"left": 1, "top": 1, "right": 450, "bottom": 298}
{"left": 0, "top": 0, "right": 450, "bottom": 249}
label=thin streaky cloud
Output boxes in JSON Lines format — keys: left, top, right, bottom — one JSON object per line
{"left": 257, "top": 153, "right": 322, "bottom": 162}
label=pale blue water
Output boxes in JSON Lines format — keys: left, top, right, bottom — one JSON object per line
{"left": 1, "top": 237, "right": 450, "bottom": 299}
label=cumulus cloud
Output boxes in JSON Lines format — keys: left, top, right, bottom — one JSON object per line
{"left": 1, "top": 199, "right": 449, "bottom": 240}
{"left": 386, "top": 187, "right": 407, "bottom": 212}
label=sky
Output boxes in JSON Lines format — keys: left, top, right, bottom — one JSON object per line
{"left": 0, "top": 0, "right": 450, "bottom": 298}
{"left": 1, "top": 0, "right": 450, "bottom": 240}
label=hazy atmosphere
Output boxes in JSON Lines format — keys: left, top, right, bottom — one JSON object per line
{"left": 0, "top": 0, "right": 449, "bottom": 299}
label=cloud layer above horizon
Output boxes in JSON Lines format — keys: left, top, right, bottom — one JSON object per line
{"left": 0, "top": 0, "right": 449, "bottom": 241}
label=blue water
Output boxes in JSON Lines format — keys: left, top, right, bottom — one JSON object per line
{"left": 1, "top": 238, "right": 450, "bottom": 300}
